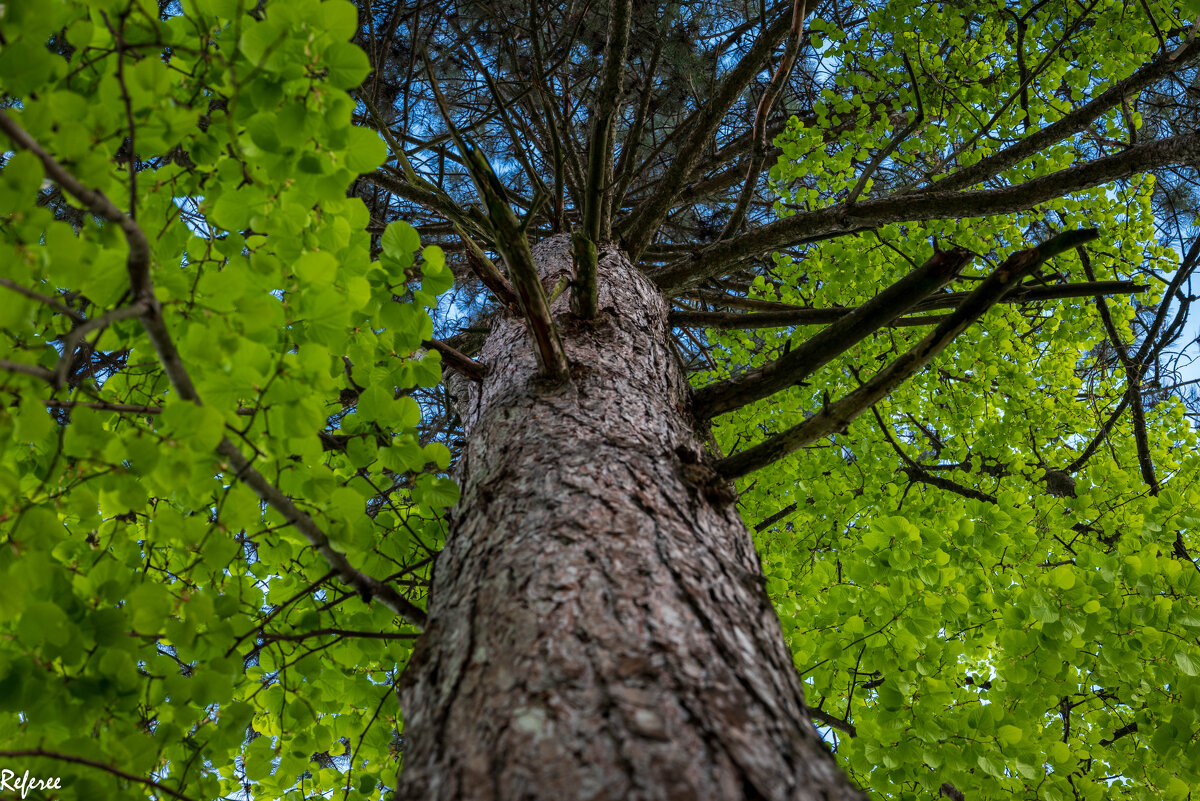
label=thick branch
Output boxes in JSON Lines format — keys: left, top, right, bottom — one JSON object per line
{"left": 425, "top": 338, "right": 488, "bottom": 382}
{"left": 572, "top": 0, "right": 633, "bottom": 319}
{"left": 715, "top": 229, "right": 1099, "bottom": 478}
{"left": 655, "top": 133, "right": 1200, "bottom": 292}
{"left": 671, "top": 280, "right": 1146, "bottom": 330}
{"left": 462, "top": 139, "right": 570, "bottom": 380}
{"left": 931, "top": 38, "right": 1200, "bottom": 191}
{"left": 693, "top": 248, "right": 972, "bottom": 419}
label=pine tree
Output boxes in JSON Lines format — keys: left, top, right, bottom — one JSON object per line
{"left": 2, "top": 1, "right": 1200, "bottom": 799}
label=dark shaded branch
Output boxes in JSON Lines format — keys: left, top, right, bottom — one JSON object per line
{"left": 425, "top": 339, "right": 488, "bottom": 382}
{"left": 715, "top": 230, "right": 1099, "bottom": 478}
{"left": 0, "top": 359, "right": 56, "bottom": 383}
{"left": 358, "top": 91, "right": 485, "bottom": 238}
{"left": 1066, "top": 233, "right": 1200, "bottom": 475}
{"left": 463, "top": 44, "right": 552, "bottom": 205}
{"left": 458, "top": 228, "right": 521, "bottom": 309}
{"left": 1078, "top": 248, "right": 1158, "bottom": 494}
{"left": 1066, "top": 394, "right": 1132, "bottom": 474}
{"left": 225, "top": 570, "right": 337, "bottom": 657}
{"left": 573, "top": 0, "right": 632, "bottom": 319}
{"left": 692, "top": 248, "right": 972, "bottom": 419}
{"left": 871, "top": 406, "right": 999, "bottom": 504}
{"left": 45, "top": 399, "right": 162, "bottom": 414}
{"left": 260, "top": 628, "right": 422, "bottom": 644}
{"left": 718, "top": 0, "right": 807, "bottom": 239}
{"left": 672, "top": 308, "right": 951, "bottom": 330}
{"left": 0, "top": 278, "right": 83, "bottom": 321}
{"left": 807, "top": 706, "right": 857, "bottom": 737}
{"left": 940, "top": 783, "right": 966, "bottom": 801}
{"left": 53, "top": 302, "right": 148, "bottom": 389}
{"left": 611, "top": 38, "right": 663, "bottom": 218}
{"left": 755, "top": 502, "right": 799, "bottom": 532}
{"left": 619, "top": 6, "right": 806, "bottom": 260}
{"left": 844, "top": 53, "right": 922, "bottom": 206}
{"left": 1098, "top": 722, "right": 1138, "bottom": 747}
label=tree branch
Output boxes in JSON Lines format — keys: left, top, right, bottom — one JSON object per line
{"left": 0, "top": 109, "right": 198, "bottom": 401}
{"left": 572, "top": 0, "right": 632, "bottom": 319}
{"left": 654, "top": 133, "right": 1200, "bottom": 292}
{"left": 260, "top": 627, "right": 422, "bottom": 644}
{"left": 0, "top": 109, "right": 428, "bottom": 629}
{"left": 0, "top": 359, "right": 56, "bottom": 383}
{"left": 843, "top": 53, "right": 922, "bottom": 206}
{"left": 930, "top": 38, "right": 1200, "bottom": 192}
{"left": 425, "top": 338, "right": 488, "bottom": 382}
{"left": 718, "top": 0, "right": 807, "bottom": 239}
{"left": 0, "top": 748, "right": 200, "bottom": 801}
{"left": 461, "top": 138, "right": 570, "bottom": 380}
{"left": 618, "top": 6, "right": 806, "bottom": 260}
{"left": 671, "top": 308, "right": 951, "bottom": 330}
{"left": 714, "top": 229, "right": 1099, "bottom": 478}
{"left": 693, "top": 248, "right": 971, "bottom": 419}
{"left": 1078, "top": 247, "right": 1158, "bottom": 494}
{"left": 0, "top": 278, "right": 83, "bottom": 322}
{"left": 807, "top": 705, "right": 857, "bottom": 737}
{"left": 217, "top": 439, "right": 429, "bottom": 627}
{"left": 871, "top": 406, "right": 999, "bottom": 504}
{"left": 671, "top": 281, "right": 1146, "bottom": 330}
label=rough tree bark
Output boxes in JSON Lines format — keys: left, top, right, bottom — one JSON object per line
{"left": 397, "top": 235, "right": 865, "bottom": 800}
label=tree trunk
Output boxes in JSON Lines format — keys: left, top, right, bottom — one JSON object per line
{"left": 397, "top": 235, "right": 864, "bottom": 801}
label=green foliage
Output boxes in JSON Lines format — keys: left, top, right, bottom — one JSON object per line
{"left": 705, "top": 2, "right": 1200, "bottom": 798}
{"left": 0, "top": 1, "right": 449, "bottom": 798}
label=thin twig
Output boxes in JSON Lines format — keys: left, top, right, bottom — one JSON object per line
{"left": 0, "top": 748, "right": 200, "bottom": 801}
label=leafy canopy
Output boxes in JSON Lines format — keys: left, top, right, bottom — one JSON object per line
{"left": 718, "top": 4, "right": 1200, "bottom": 798}
{"left": 1, "top": 1, "right": 450, "bottom": 798}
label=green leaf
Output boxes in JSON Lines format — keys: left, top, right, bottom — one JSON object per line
{"left": 345, "top": 125, "right": 388, "bottom": 174}
{"left": 323, "top": 40, "right": 371, "bottom": 89}
{"left": 415, "top": 474, "right": 460, "bottom": 510}
{"left": 162, "top": 401, "right": 226, "bottom": 452}
{"left": 295, "top": 250, "right": 339, "bottom": 285}
{"left": 1050, "top": 564, "right": 1075, "bottom": 590}
{"left": 382, "top": 220, "right": 421, "bottom": 261}
{"left": 997, "top": 724, "right": 1023, "bottom": 746}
